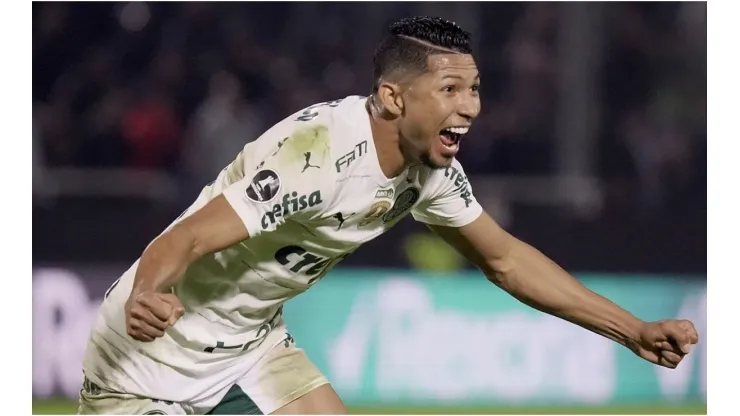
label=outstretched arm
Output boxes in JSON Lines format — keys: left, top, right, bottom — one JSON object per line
{"left": 428, "top": 211, "right": 699, "bottom": 368}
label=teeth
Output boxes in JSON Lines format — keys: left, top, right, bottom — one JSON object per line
{"left": 448, "top": 126, "right": 469, "bottom": 135}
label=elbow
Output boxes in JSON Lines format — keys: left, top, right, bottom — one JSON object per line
{"left": 482, "top": 255, "right": 517, "bottom": 290}
{"left": 483, "top": 255, "right": 540, "bottom": 310}
{"left": 478, "top": 231, "right": 521, "bottom": 290}
{"left": 161, "top": 223, "right": 203, "bottom": 262}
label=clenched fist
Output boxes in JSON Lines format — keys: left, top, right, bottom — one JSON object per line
{"left": 632, "top": 319, "right": 700, "bottom": 369}
{"left": 124, "top": 291, "right": 184, "bottom": 342}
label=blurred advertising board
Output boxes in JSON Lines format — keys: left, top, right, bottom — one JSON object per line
{"left": 33, "top": 265, "right": 706, "bottom": 406}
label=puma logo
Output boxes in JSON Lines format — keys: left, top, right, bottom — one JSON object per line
{"left": 332, "top": 212, "right": 355, "bottom": 230}
{"left": 302, "top": 152, "right": 320, "bottom": 172}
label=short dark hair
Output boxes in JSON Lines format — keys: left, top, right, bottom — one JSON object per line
{"left": 372, "top": 16, "right": 473, "bottom": 92}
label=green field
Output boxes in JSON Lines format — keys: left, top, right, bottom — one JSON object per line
{"left": 33, "top": 399, "right": 707, "bottom": 415}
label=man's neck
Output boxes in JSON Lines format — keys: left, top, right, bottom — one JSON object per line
{"left": 365, "top": 96, "right": 408, "bottom": 179}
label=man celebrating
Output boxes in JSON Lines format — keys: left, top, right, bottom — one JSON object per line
{"left": 79, "top": 16, "right": 699, "bottom": 415}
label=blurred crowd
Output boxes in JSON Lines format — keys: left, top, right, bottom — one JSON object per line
{"left": 33, "top": 2, "right": 706, "bottom": 214}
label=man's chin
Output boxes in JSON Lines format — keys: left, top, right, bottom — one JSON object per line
{"left": 420, "top": 153, "right": 454, "bottom": 170}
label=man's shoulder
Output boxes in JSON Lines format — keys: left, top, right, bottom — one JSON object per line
{"left": 291, "top": 95, "right": 367, "bottom": 122}
{"left": 418, "top": 158, "right": 469, "bottom": 187}
{"left": 255, "top": 96, "right": 369, "bottom": 179}
{"left": 271, "top": 96, "right": 366, "bottom": 137}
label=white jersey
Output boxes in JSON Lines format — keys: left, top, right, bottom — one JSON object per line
{"left": 82, "top": 96, "right": 483, "bottom": 409}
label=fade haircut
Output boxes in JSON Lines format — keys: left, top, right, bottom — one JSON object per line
{"left": 372, "top": 16, "right": 473, "bottom": 93}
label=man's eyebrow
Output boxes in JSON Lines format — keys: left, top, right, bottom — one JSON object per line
{"left": 442, "top": 73, "right": 480, "bottom": 80}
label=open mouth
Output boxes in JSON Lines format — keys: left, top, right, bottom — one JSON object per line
{"left": 439, "top": 126, "right": 469, "bottom": 151}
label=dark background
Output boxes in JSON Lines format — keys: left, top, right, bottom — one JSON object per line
{"left": 32, "top": 2, "right": 706, "bottom": 275}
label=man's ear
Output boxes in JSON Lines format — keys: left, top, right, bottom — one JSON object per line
{"left": 376, "top": 80, "right": 404, "bottom": 116}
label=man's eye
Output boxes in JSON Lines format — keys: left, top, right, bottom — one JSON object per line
{"left": 443, "top": 86, "right": 455, "bottom": 93}
{"left": 471, "top": 84, "right": 480, "bottom": 92}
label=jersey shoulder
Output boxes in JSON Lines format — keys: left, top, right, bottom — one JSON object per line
{"left": 238, "top": 97, "right": 370, "bottom": 216}
{"left": 417, "top": 158, "right": 472, "bottom": 197}
{"left": 409, "top": 158, "right": 481, "bottom": 228}
{"left": 257, "top": 97, "right": 365, "bottom": 174}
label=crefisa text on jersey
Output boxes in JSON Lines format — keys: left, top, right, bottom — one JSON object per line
{"left": 444, "top": 166, "right": 474, "bottom": 208}
{"left": 261, "top": 190, "right": 324, "bottom": 229}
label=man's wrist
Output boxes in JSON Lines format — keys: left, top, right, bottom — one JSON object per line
{"left": 622, "top": 318, "right": 647, "bottom": 351}
{"left": 131, "top": 279, "right": 159, "bottom": 297}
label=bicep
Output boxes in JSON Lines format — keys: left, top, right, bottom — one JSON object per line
{"left": 427, "top": 211, "right": 515, "bottom": 274}
{"left": 174, "top": 194, "right": 250, "bottom": 258}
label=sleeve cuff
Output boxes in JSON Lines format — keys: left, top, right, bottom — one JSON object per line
{"left": 411, "top": 202, "right": 483, "bottom": 228}
{"left": 222, "top": 186, "right": 265, "bottom": 239}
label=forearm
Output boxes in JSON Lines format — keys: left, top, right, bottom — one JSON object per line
{"left": 487, "top": 240, "right": 644, "bottom": 351}
{"left": 132, "top": 224, "right": 201, "bottom": 294}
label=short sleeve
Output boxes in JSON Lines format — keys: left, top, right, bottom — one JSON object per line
{"left": 217, "top": 97, "right": 345, "bottom": 238}
{"left": 220, "top": 118, "right": 334, "bottom": 239}
{"left": 222, "top": 167, "right": 330, "bottom": 239}
{"left": 411, "top": 159, "right": 483, "bottom": 228}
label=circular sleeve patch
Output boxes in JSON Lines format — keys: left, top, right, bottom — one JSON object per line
{"left": 245, "top": 169, "right": 281, "bottom": 203}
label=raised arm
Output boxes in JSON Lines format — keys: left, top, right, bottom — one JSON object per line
{"left": 124, "top": 194, "right": 249, "bottom": 342}
{"left": 132, "top": 195, "right": 248, "bottom": 294}
{"left": 428, "top": 211, "right": 699, "bottom": 368}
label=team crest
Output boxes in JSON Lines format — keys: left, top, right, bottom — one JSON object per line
{"left": 245, "top": 169, "right": 281, "bottom": 203}
{"left": 358, "top": 200, "right": 391, "bottom": 227}
{"left": 382, "top": 187, "right": 420, "bottom": 224}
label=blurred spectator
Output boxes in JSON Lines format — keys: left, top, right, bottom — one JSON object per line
{"left": 121, "top": 84, "right": 183, "bottom": 170}
{"left": 31, "top": 2, "right": 706, "bottom": 273}
{"left": 181, "top": 71, "right": 261, "bottom": 189}
{"left": 79, "top": 87, "right": 130, "bottom": 167}
{"left": 32, "top": 2, "right": 705, "bottom": 216}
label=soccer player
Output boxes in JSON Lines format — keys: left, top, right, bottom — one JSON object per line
{"left": 78, "top": 16, "right": 699, "bottom": 415}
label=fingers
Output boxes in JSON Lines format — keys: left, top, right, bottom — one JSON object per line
{"left": 126, "top": 292, "right": 184, "bottom": 342}
{"left": 657, "top": 355, "right": 677, "bottom": 369}
{"left": 127, "top": 307, "right": 166, "bottom": 342}
{"left": 129, "top": 305, "right": 169, "bottom": 331}
{"left": 660, "top": 350, "right": 684, "bottom": 368}
{"left": 655, "top": 340, "right": 673, "bottom": 351}
{"left": 656, "top": 320, "right": 699, "bottom": 354}
{"left": 638, "top": 320, "right": 700, "bottom": 369}
{"left": 127, "top": 318, "right": 165, "bottom": 340}
{"left": 679, "top": 320, "right": 700, "bottom": 344}
{"left": 159, "top": 293, "right": 185, "bottom": 325}
{"left": 662, "top": 320, "right": 694, "bottom": 354}
{"left": 138, "top": 294, "right": 175, "bottom": 322}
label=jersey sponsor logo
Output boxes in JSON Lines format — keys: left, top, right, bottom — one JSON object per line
{"left": 261, "top": 191, "right": 323, "bottom": 229}
{"left": 375, "top": 188, "right": 393, "bottom": 199}
{"left": 274, "top": 245, "right": 352, "bottom": 284}
{"left": 358, "top": 200, "right": 391, "bottom": 227}
{"left": 444, "top": 166, "right": 474, "bottom": 208}
{"left": 382, "top": 187, "right": 420, "bottom": 223}
{"left": 246, "top": 169, "right": 281, "bottom": 203}
{"left": 335, "top": 141, "right": 368, "bottom": 172}
{"left": 296, "top": 99, "right": 344, "bottom": 122}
